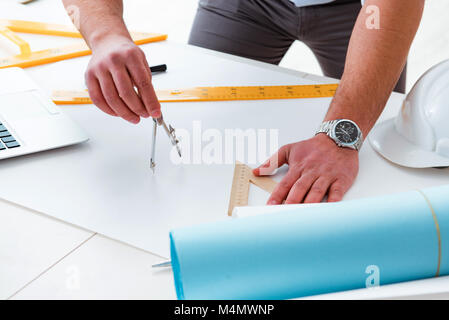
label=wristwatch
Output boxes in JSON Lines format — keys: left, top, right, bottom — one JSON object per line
{"left": 316, "top": 119, "right": 363, "bottom": 151}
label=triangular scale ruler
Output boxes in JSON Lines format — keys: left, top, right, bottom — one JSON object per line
{"left": 52, "top": 84, "right": 339, "bottom": 105}
{"left": 52, "top": 84, "right": 338, "bottom": 105}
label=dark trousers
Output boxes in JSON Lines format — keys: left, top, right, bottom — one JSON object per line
{"left": 188, "top": 0, "right": 406, "bottom": 93}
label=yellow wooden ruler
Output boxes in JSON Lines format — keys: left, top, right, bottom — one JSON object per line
{"left": 52, "top": 84, "right": 339, "bottom": 105}
{"left": 0, "top": 19, "right": 167, "bottom": 69}
{"left": 227, "top": 161, "right": 278, "bottom": 216}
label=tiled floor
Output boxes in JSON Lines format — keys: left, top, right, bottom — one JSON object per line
{"left": 0, "top": 200, "right": 93, "bottom": 300}
{"left": 11, "top": 234, "right": 176, "bottom": 300}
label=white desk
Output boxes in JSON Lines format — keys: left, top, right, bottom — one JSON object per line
{"left": 1, "top": 0, "right": 448, "bottom": 300}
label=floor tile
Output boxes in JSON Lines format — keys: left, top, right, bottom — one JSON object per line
{"left": 0, "top": 200, "right": 93, "bottom": 299}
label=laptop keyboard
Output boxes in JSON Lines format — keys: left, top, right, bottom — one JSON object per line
{"left": 0, "top": 122, "right": 21, "bottom": 150}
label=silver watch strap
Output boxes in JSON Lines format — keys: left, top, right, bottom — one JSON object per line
{"left": 316, "top": 120, "right": 338, "bottom": 135}
{"left": 353, "top": 135, "right": 363, "bottom": 151}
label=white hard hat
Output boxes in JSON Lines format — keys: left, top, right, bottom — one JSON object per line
{"left": 369, "top": 59, "right": 449, "bottom": 168}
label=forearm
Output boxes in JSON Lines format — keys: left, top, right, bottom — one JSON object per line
{"left": 62, "top": 0, "right": 132, "bottom": 49}
{"left": 62, "top": 0, "right": 161, "bottom": 122}
{"left": 325, "top": 0, "right": 424, "bottom": 137}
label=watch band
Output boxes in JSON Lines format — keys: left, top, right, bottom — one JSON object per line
{"left": 353, "top": 134, "right": 363, "bottom": 151}
{"left": 317, "top": 120, "right": 338, "bottom": 136}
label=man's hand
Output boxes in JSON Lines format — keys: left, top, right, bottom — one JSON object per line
{"left": 62, "top": 0, "right": 162, "bottom": 124}
{"left": 253, "top": 134, "right": 359, "bottom": 204}
{"left": 85, "top": 35, "right": 161, "bottom": 124}
{"left": 254, "top": 0, "right": 424, "bottom": 204}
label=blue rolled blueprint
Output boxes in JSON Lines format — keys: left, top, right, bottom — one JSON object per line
{"left": 169, "top": 185, "right": 449, "bottom": 300}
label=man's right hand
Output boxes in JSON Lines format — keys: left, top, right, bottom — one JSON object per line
{"left": 85, "top": 34, "right": 161, "bottom": 124}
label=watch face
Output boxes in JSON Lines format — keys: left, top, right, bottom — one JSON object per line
{"left": 334, "top": 121, "right": 359, "bottom": 144}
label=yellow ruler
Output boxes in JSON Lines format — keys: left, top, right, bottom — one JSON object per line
{"left": 52, "top": 84, "right": 339, "bottom": 105}
{"left": 0, "top": 19, "right": 167, "bottom": 69}
{"left": 227, "top": 161, "right": 278, "bottom": 216}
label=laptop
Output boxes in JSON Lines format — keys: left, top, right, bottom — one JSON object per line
{"left": 0, "top": 67, "right": 88, "bottom": 160}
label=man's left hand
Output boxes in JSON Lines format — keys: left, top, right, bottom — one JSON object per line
{"left": 253, "top": 134, "right": 359, "bottom": 204}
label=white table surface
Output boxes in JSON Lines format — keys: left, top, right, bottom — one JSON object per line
{"left": 1, "top": 0, "right": 448, "bottom": 300}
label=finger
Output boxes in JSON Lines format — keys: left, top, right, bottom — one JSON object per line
{"left": 98, "top": 71, "right": 140, "bottom": 124}
{"left": 110, "top": 67, "right": 149, "bottom": 118}
{"left": 303, "top": 177, "right": 333, "bottom": 204}
{"left": 285, "top": 173, "right": 317, "bottom": 204}
{"left": 85, "top": 72, "right": 116, "bottom": 117}
{"left": 253, "top": 145, "right": 290, "bottom": 177}
{"left": 127, "top": 55, "right": 161, "bottom": 118}
{"left": 327, "top": 180, "right": 351, "bottom": 202}
{"left": 267, "top": 169, "right": 302, "bottom": 205}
